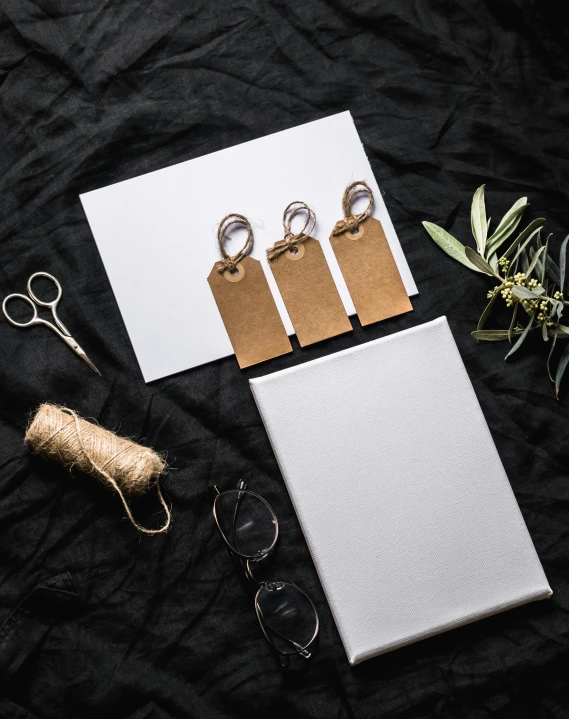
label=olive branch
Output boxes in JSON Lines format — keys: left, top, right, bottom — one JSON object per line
{"left": 423, "top": 185, "right": 569, "bottom": 397}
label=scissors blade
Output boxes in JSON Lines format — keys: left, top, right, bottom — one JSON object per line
{"left": 77, "top": 349, "right": 102, "bottom": 376}
{"left": 61, "top": 334, "right": 101, "bottom": 376}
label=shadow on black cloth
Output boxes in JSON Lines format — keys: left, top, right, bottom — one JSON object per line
{"left": 1, "top": 1, "right": 568, "bottom": 717}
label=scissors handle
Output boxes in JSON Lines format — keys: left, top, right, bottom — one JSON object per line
{"left": 2, "top": 293, "right": 41, "bottom": 328}
{"left": 2, "top": 273, "right": 70, "bottom": 335}
{"left": 27, "top": 272, "right": 71, "bottom": 336}
{"left": 27, "top": 272, "right": 62, "bottom": 306}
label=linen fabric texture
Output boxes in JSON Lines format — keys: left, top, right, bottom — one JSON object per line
{"left": 2, "top": 1, "right": 568, "bottom": 716}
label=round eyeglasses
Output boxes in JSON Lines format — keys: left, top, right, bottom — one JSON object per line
{"left": 212, "top": 481, "right": 319, "bottom": 668}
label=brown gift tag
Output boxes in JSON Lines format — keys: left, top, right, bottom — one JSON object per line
{"left": 207, "top": 215, "right": 292, "bottom": 369}
{"left": 267, "top": 202, "right": 352, "bottom": 347}
{"left": 330, "top": 181, "right": 412, "bottom": 326}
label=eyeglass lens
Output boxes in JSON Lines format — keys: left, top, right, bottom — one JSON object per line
{"left": 215, "top": 489, "right": 277, "bottom": 558}
{"left": 256, "top": 581, "right": 318, "bottom": 655}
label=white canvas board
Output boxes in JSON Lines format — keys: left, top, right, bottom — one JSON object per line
{"left": 250, "top": 317, "right": 552, "bottom": 665}
{"left": 80, "top": 112, "right": 417, "bottom": 382}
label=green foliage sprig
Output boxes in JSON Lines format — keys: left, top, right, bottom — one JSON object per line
{"left": 423, "top": 186, "right": 569, "bottom": 397}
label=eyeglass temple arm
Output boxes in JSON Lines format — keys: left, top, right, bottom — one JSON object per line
{"left": 210, "top": 484, "right": 247, "bottom": 579}
{"left": 209, "top": 480, "right": 247, "bottom": 496}
{"left": 231, "top": 480, "right": 248, "bottom": 555}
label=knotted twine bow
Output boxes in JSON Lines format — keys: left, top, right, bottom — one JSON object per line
{"left": 266, "top": 201, "right": 316, "bottom": 261}
{"left": 216, "top": 214, "right": 254, "bottom": 274}
{"left": 331, "top": 180, "right": 375, "bottom": 236}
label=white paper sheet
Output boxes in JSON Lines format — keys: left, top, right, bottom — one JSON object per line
{"left": 250, "top": 317, "right": 552, "bottom": 664}
{"left": 80, "top": 112, "right": 417, "bottom": 381}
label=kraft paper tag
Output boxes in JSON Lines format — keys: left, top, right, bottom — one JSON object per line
{"left": 330, "top": 216, "right": 412, "bottom": 326}
{"left": 208, "top": 256, "right": 292, "bottom": 368}
{"left": 268, "top": 237, "right": 352, "bottom": 347}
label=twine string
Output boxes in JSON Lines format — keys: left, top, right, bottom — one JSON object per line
{"left": 267, "top": 201, "right": 316, "bottom": 261}
{"left": 331, "top": 180, "right": 375, "bottom": 236}
{"left": 25, "top": 404, "right": 171, "bottom": 535}
{"left": 216, "top": 214, "right": 253, "bottom": 274}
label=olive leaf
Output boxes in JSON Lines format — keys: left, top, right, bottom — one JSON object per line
{"left": 526, "top": 245, "right": 546, "bottom": 277}
{"left": 541, "top": 234, "right": 550, "bottom": 285}
{"left": 556, "top": 323, "right": 569, "bottom": 336}
{"left": 555, "top": 342, "right": 569, "bottom": 398}
{"left": 547, "top": 328, "right": 558, "bottom": 381}
{"left": 546, "top": 255, "right": 561, "bottom": 285}
{"left": 464, "top": 246, "right": 499, "bottom": 277}
{"left": 548, "top": 299, "right": 564, "bottom": 320}
{"left": 510, "top": 226, "right": 544, "bottom": 266}
{"left": 501, "top": 218, "right": 546, "bottom": 260}
{"left": 471, "top": 185, "right": 487, "bottom": 254}
{"left": 528, "top": 247, "right": 544, "bottom": 279}
{"left": 477, "top": 290, "right": 500, "bottom": 331}
{"left": 559, "top": 234, "right": 569, "bottom": 292}
{"left": 505, "top": 312, "right": 534, "bottom": 360}
{"left": 485, "top": 197, "right": 528, "bottom": 258}
{"left": 508, "top": 303, "right": 518, "bottom": 343}
{"left": 472, "top": 329, "right": 522, "bottom": 341}
{"left": 520, "top": 248, "right": 530, "bottom": 274}
{"left": 511, "top": 285, "right": 544, "bottom": 300}
{"left": 542, "top": 321, "right": 549, "bottom": 341}
{"left": 529, "top": 246, "right": 560, "bottom": 285}
{"left": 422, "top": 222, "right": 483, "bottom": 272}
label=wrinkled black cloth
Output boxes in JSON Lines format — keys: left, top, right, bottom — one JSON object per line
{"left": 1, "top": 1, "right": 568, "bottom": 717}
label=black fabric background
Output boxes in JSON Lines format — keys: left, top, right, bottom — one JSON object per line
{"left": 1, "top": 1, "right": 568, "bottom": 717}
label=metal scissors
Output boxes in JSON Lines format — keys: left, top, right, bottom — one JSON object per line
{"left": 2, "top": 272, "right": 101, "bottom": 376}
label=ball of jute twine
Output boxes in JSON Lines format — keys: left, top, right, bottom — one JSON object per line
{"left": 266, "top": 201, "right": 316, "bottom": 261}
{"left": 25, "top": 404, "right": 171, "bottom": 535}
{"left": 331, "top": 180, "right": 375, "bottom": 236}
{"left": 215, "top": 214, "right": 254, "bottom": 274}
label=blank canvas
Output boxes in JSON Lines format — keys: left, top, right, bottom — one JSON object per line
{"left": 250, "top": 317, "right": 551, "bottom": 665}
{"left": 80, "top": 112, "right": 417, "bottom": 381}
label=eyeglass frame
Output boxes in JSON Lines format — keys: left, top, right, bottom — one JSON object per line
{"left": 211, "top": 480, "right": 319, "bottom": 668}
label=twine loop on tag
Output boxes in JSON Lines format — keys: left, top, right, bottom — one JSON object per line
{"left": 332, "top": 181, "right": 375, "bottom": 236}
{"left": 25, "top": 404, "right": 171, "bottom": 535}
{"left": 216, "top": 214, "right": 253, "bottom": 274}
{"left": 267, "top": 202, "right": 316, "bottom": 261}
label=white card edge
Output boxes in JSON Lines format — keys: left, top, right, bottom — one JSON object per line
{"left": 349, "top": 585, "right": 552, "bottom": 665}
{"left": 250, "top": 317, "right": 448, "bottom": 388}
